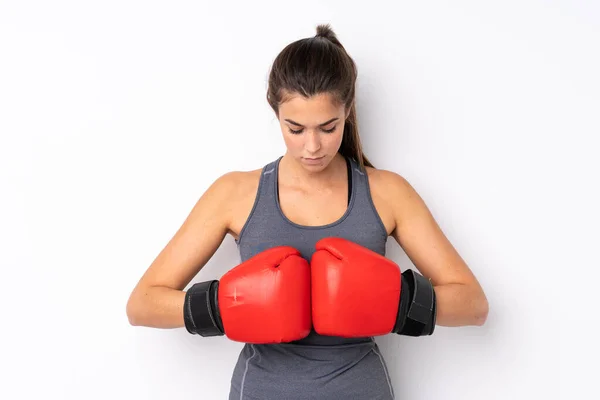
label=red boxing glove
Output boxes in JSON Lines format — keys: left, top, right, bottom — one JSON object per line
{"left": 311, "top": 237, "right": 436, "bottom": 338}
{"left": 311, "top": 237, "right": 401, "bottom": 337}
{"left": 184, "top": 246, "right": 312, "bottom": 344}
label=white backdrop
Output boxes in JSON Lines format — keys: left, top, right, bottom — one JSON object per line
{"left": 1, "top": 1, "right": 598, "bottom": 399}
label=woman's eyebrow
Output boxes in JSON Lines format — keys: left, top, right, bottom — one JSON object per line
{"left": 284, "top": 117, "right": 339, "bottom": 127}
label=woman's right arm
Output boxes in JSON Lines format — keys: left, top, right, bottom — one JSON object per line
{"left": 125, "top": 172, "right": 240, "bottom": 329}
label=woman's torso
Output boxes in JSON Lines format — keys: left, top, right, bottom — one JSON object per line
{"left": 224, "top": 154, "right": 398, "bottom": 400}
{"left": 227, "top": 156, "right": 396, "bottom": 241}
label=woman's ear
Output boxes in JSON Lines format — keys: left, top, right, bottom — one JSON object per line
{"left": 345, "top": 101, "right": 354, "bottom": 120}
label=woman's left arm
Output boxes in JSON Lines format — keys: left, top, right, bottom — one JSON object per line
{"left": 385, "top": 172, "right": 489, "bottom": 327}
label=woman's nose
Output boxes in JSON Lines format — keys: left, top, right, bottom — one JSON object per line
{"left": 305, "top": 130, "right": 321, "bottom": 153}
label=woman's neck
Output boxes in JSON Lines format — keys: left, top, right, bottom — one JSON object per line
{"left": 279, "top": 152, "right": 346, "bottom": 190}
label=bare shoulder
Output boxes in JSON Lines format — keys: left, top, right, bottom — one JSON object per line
{"left": 218, "top": 167, "right": 263, "bottom": 239}
{"left": 213, "top": 168, "right": 261, "bottom": 198}
{"left": 366, "top": 166, "right": 452, "bottom": 271}
{"left": 365, "top": 166, "right": 436, "bottom": 234}
{"left": 365, "top": 166, "right": 411, "bottom": 189}
{"left": 210, "top": 167, "right": 261, "bottom": 208}
{"left": 363, "top": 166, "right": 415, "bottom": 236}
{"left": 365, "top": 167, "right": 420, "bottom": 209}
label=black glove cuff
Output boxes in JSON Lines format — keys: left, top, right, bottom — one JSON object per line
{"left": 393, "top": 269, "right": 437, "bottom": 337}
{"left": 183, "top": 280, "right": 224, "bottom": 337}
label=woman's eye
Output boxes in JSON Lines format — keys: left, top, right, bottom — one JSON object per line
{"left": 288, "top": 126, "right": 336, "bottom": 135}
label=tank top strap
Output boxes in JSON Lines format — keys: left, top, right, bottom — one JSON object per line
{"left": 234, "top": 156, "right": 281, "bottom": 248}
{"left": 256, "top": 156, "right": 280, "bottom": 206}
{"left": 347, "top": 157, "right": 379, "bottom": 219}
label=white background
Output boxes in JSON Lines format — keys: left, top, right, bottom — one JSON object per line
{"left": 1, "top": 1, "right": 598, "bottom": 399}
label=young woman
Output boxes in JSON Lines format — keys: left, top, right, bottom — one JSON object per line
{"left": 126, "top": 24, "right": 489, "bottom": 400}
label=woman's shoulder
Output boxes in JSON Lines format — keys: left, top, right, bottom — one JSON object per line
{"left": 364, "top": 166, "right": 411, "bottom": 194}
{"left": 210, "top": 167, "right": 264, "bottom": 238}
{"left": 364, "top": 165, "right": 430, "bottom": 224}
{"left": 364, "top": 165, "right": 420, "bottom": 212}
{"left": 211, "top": 167, "right": 263, "bottom": 199}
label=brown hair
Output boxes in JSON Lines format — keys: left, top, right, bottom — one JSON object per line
{"left": 266, "top": 24, "right": 374, "bottom": 170}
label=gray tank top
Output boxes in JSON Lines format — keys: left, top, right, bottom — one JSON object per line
{"left": 228, "top": 155, "right": 395, "bottom": 399}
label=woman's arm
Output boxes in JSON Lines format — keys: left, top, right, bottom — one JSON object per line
{"left": 125, "top": 172, "right": 241, "bottom": 329}
{"left": 385, "top": 171, "right": 489, "bottom": 327}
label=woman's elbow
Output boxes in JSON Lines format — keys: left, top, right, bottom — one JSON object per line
{"left": 474, "top": 295, "right": 489, "bottom": 326}
{"left": 126, "top": 293, "right": 143, "bottom": 326}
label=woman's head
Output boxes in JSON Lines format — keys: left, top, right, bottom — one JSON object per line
{"left": 266, "top": 24, "right": 373, "bottom": 171}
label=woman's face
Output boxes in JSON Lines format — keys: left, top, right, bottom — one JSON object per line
{"left": 277, "top": 92, "right": 347, "bottom": 172}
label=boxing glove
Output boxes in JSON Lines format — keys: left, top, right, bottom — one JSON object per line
{"left": 311, "top": 237, "right": 436, "bottom": 338}
{"left": 184, "top": 246, "right": 311, "bottom": 343}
